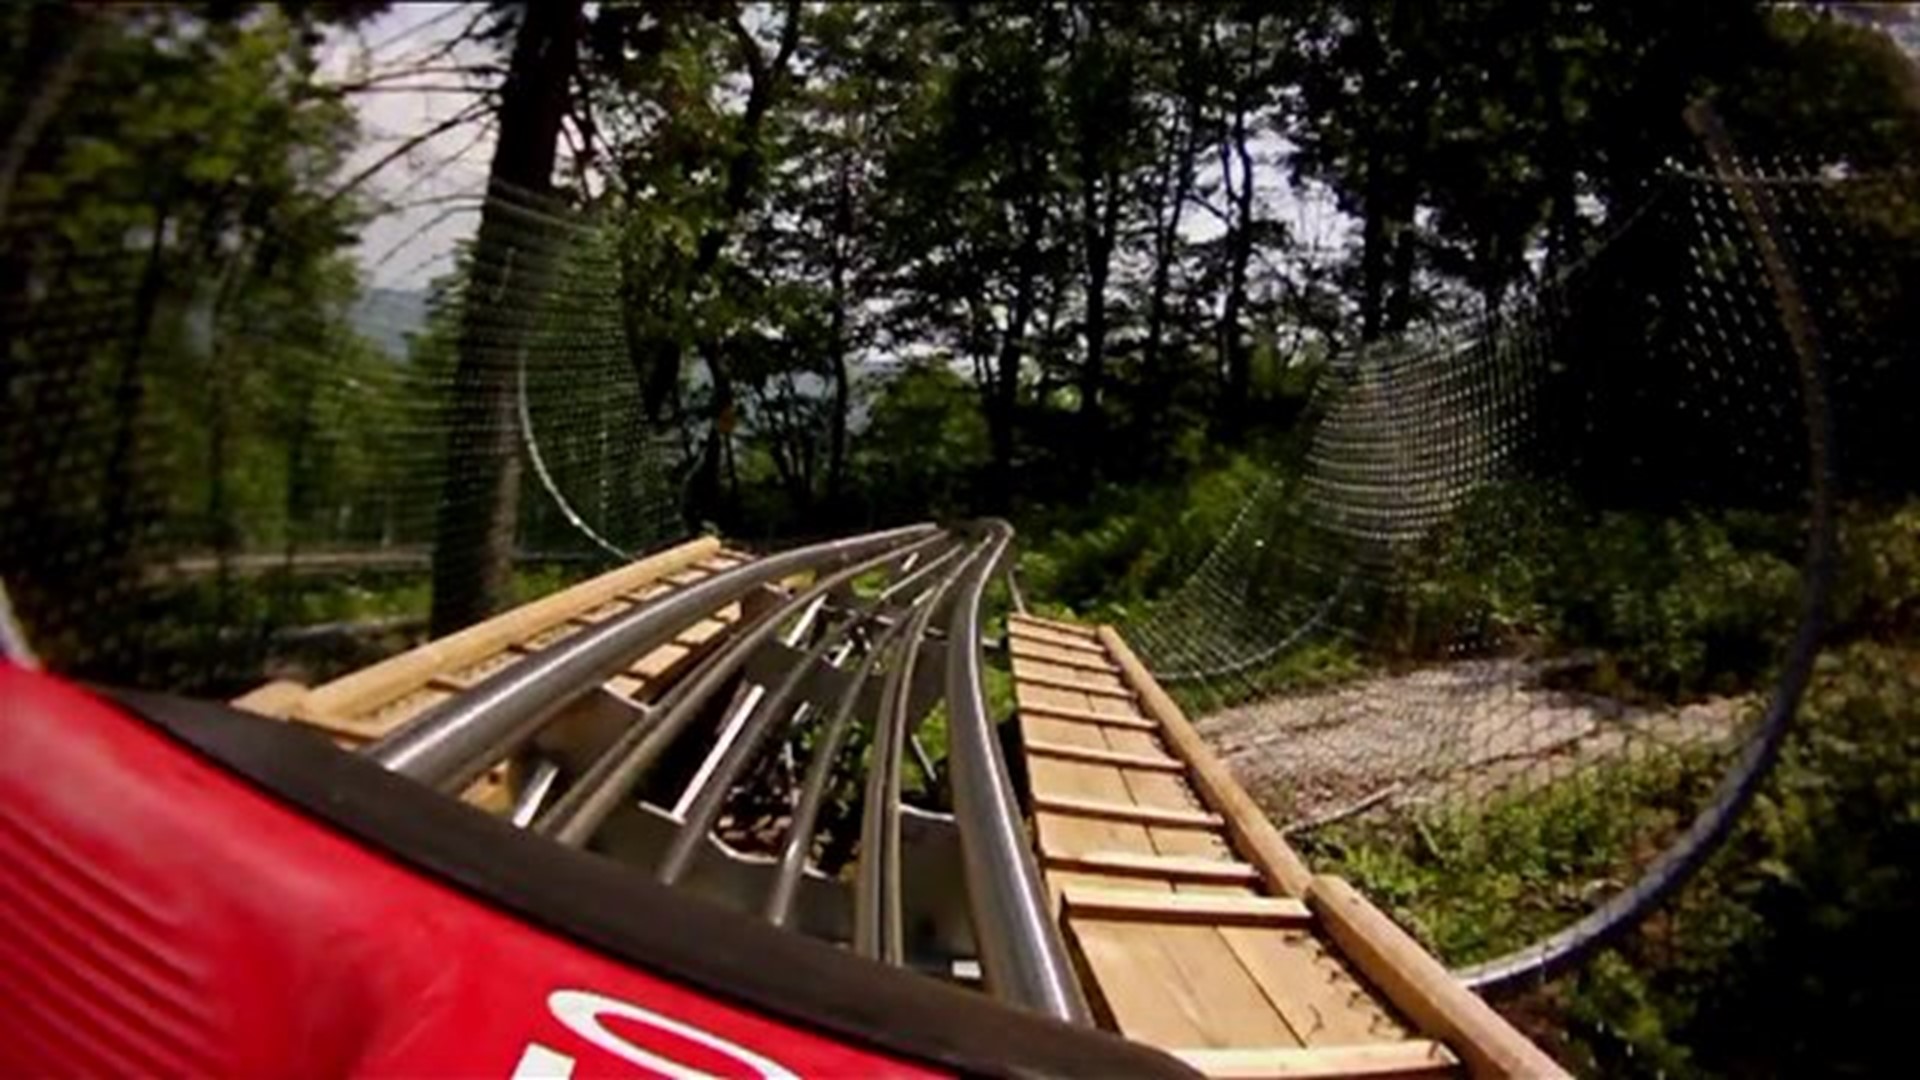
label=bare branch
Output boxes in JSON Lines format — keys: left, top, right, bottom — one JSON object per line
{"left": 325, "top": 64, "right": 498, "bottom": 95}
{"left": 325, "top": 99, "right": 492, "bottom": 207}
{"left": 338, "top": 84, "right": 494, "bottom": 96}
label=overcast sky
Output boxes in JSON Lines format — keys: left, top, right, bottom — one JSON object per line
{"left": 324, "top": 3, "right": 493, "bottom": 292}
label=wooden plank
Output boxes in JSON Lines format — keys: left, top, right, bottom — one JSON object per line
{"left": 1173, "top": 1041, "right": 1459, "bottom": 1079}
{"left": 1310, "top": 876, "right": 1568, "bottom": 1079}
{"left": 442, "top": 648, "right": 524, "bottom": 689}
{"left": 519, "top": 622, "right": 583, "bottom": 651}
{"left": 1048, "top": 851, "right": 1262, "bottom": 886}
{"left": 1013, "top": 654, "right": 1128, "bottom": 687}
{"left": 1016, "top": 669, "right": 1137, "bottom": 701}
{"left": 1034, "top": 793, "right": 1224, "bottom": 830}
{"left": 1027, "top": 739, "right": 1185, "bottom": 773}
{"left": 1029, "top": 766, "right": 1158, "bottom": 862}
{"left": 1070, "top": 920, "right": 1305, "bottom": 1049}
{"left": 676, "top": 610, "right": 740, "bottom": 648}
{"left": 630, "top": 641, "right": 693, "bottom": 681}
{"left": 1009, "top": 639, "right": 1122, "bottom": 673}
{"left": 1084, "top": 721, "right": 1240, "bottom": 872}
{"left": 1022, "top": 683, "right": 1161, "bottom": 866}
{"left": 270, "top": 710, "right": 381, "bottom": 745}
{"left": 1017, "top": 626, "right": 1434, "bottom": 1066}
{"left": 363, "top": 685, "right": 451, "bottom": 726}
{"left": 229, "top": 679, "right": 309, "bottom": 718}
{"left": 1063, "top": 886, "right": 1312, "bottom": 927}
{"left": 1011, "top": 612, "right": 1101, "bottom": 639}
{"left": 295, "top": 537, "right": 721, "bottom": 723}
{"left": 569, "top": 598, "right": 634, "bottom": 626}
{"left": 1219, "top": 925, "right": 1411, "bottom": 1046}
{"left": 1027, "top": 673, "right": 1308, "bottom": 1056}
{"left": 1010, "top": 626, "right": 1114, "bottom": 657}
{"left": 1099, "top": 627, "right": 1316, "bottom": 898}
{"left": 1018, "top": 700, "right": 1158, "bottom": 730}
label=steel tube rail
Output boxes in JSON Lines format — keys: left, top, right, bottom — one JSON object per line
{"left": 668, "top": 596, "right": 828, "bottom": 821}
{"left": 853, "top": 536, "right": 988, "bottom": 962}
{"left": 944, "top": 521, "right": 1092, "bottom": 1024}
{"left": 764, "top": 618, "right": 912, "bottom": 928}
{"left": 363, "top": 523, "right": 938, "bottom": 792}
{"left": 536, "top": 530, "right": 951, "bottom": 847}
{"left": 509, "top": 759, "right": 562, "bottom": 827}
{"left": 0, "top": 580, "right": 36, "bottom": 667}
{"left": 1004, "top": 566, "right": 1030, "bottom": 616}
{"left": 654, "top": 622, "right": 850, "bottom": 884}
{"left": 657, "top": 538, "right": 975, "bottom": 885}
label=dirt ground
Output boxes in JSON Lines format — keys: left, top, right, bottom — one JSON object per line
{"left": 1193, "top": 657, "right": 1748, "bottom": 825}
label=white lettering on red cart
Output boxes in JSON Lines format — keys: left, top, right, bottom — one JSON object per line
{"left": 510, "top": 989, "right": 799, "bottom": 1079}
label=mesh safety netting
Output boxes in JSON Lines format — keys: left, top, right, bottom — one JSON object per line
{"left": 1126, "top": 152, "right": 1919, "bottom": 987}
{"left": 1, "top": 8, "right": 1916, "bottom": 1002}
{"left": 0, "top": 178, "right": 690, "bottom": 696}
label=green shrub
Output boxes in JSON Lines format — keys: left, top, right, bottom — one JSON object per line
{"left": 1017, "top": 453, "right": 1276, "bottom": 619}
{"left": 1401, "top": 487, "right": 1809, "bottom": 701}
{"left": 1302, "top": 751, "right": 1716, "bottom": 968}
{"left": 1551, "top": 642, "right": 1920, "bottom": 1077}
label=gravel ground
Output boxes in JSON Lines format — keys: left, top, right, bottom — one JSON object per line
{"left": 1193, "top": 657, "right": 1748, "bottom": 824}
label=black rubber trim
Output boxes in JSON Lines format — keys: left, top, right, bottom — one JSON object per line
{"left": 106, "top": 687, "right": 1194, "bottom": 1080}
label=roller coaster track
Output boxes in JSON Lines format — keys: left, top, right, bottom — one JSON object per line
{"left": 208, "top": 526, "right": 1561, "bottom": 1077}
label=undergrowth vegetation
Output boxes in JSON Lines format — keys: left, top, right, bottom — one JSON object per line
{"left": 1529, "top": 643, "right": 1917, "bottom": 1076}
{"left": 1020, "top": 451, "right": 1920, "bottom": 1077}
{"left": 1299, "top": 750, "right": 1721, "bottom": 971}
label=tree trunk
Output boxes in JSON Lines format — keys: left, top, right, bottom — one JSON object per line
{"left": 430, "top": 0, "right": 581, "bottom": 636}
{"left": 1077, "top": 169, "right": 1115, "bottom": 469}
{"left": 1073, "top": 8, "right": 1119, "bottom": 473}
{"left": 1359, "top": 153, "right": 1390, "bottom": 343}
{"left": 685, "top": 351, "right": 736, "bottom": 528}
{"left": 642, "top": 2, "right": 801, "bottom": 430}
{"left": 1384, "top": 196, "right": 1418, "bottom": 336}
{"left": 825, "top": 270, "right": 851, "bottom": 513}
{"left": 0, "top": 5, "right": 93, "bottom": 231}
{"left": 824, "top": 156, "right": 854, "bottom": 513}
{"left": 1140, "top": 92, "right": 1197, "bottom": 444}
{"left": 100, "top": 200, "right": 171, "bottom": 569}
{"left": 1536, "top": 12, "right": 1584, "bottom": 271}
{"left": 987, "top": 200, "right": 1044, "bottom": 512}
{"left": 1217, "top": 67, "right": 1257, "bottom": 435}
{"left": 1356, "top": 5, "right": 1391, "bottom": 344}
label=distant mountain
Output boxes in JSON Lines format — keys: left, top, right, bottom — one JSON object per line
{"left": 349, "top": 286, "right": 430, "bottom": 359}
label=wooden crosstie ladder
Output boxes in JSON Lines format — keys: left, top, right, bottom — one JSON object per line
{"left": 1008, "top": 612, "right": 1561, "bottom": 1078}
{"left": 236, "top": 537, "right": 1564, "bottom": 1078}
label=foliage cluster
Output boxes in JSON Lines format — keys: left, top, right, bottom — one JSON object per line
{"left": 1309, "top": 642, "right": 1920, "bottom": 1077}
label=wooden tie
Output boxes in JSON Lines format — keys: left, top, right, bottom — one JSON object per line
{"left": 1010, "top": 616, "right": 1565, "bottom": 1079}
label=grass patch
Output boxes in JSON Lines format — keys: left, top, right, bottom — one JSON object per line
{"left": 1299, "top": 750, "right": 1719, "bottom": 967}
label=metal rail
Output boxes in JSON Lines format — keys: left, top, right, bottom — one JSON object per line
{"left": 534, "top": 529, "right": 950, "bottom": 846}
{"left": 854, "top": 535, "right": 988, "bottom": 962}
{"left": 0, "top": 580, "right": 35, "bottom": 668}
{"left": 656, "top": 540, "right": 975, "bottom": 887}
{"left": 943, "top": 521, "right": 1092, "bottom": 1024}
{"left": 762, "top": 617, "right": 910, "bottom": 928}
{"left": 362, "top": 517, "right": 1093, "bottom": 1023}
{"left": 364, "top": 523, "right": 939, "bottom": 792}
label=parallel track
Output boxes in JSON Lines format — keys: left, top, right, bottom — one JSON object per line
{"left": 230, "top": 532, "right": 1562, "bottom": 1078}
